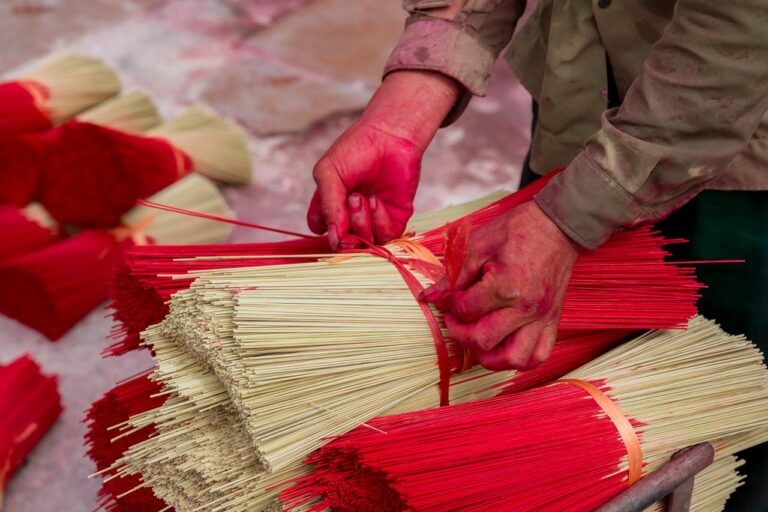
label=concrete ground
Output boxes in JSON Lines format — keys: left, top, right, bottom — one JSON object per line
{"left": 0, "top": 1, "right": 532, "bottom": 510}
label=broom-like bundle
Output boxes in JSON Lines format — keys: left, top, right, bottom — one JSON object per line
{"left": 0, "top": 230, "right": 136, "bottom": 340}
{"left": 37, "top": 120, "right": 192, "bottom": 226}
{"left": 104, "top": 172, "right": 698, "bottom": 357}
{"left": 0, "top": 53, "right": 120, "bottom": 134}
{"left": 279, "top": 317, "right": 768, "bottom": 512}
{"left": 147, "top": 105, "right": 253, "bottom": 185}
{"left": 0, "top": 88, "right": 160, "bottom": 211}
{"left": 97, "top": 228, "right": 704, "bottom": 511}
{"left": 84, "top": 372, "right": 168, "bottom": 512}
{"left": 78, "top": 90, "right": 162, "bottom": 133}
{"left": 0, "top": 130, "right": 55, "bottom": 206}
{"left": 121, "top": 174, "right": 235, "bottom": 245}
{"left": 0, "top": 203, "right": 62, "bottom": 262}
{"left": 0, "top": 354, "right": 62, "bottom": 506}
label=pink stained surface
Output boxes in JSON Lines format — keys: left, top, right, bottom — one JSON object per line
{"left": 0, "top": 1, "right": 532, "bottom": 510}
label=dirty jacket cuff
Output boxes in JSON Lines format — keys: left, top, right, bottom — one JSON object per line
{"left": 534, "top": 153, "right": 647, "bottom": 250}
{"left": 384, "top": 17, "right": 495, "bottom": 127}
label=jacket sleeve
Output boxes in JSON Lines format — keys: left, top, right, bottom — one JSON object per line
{"left": 535, "top": 0, "right": 768, "bottom": 250}
{"left": 385, "top": 1, "right": 526, "bottom": 123}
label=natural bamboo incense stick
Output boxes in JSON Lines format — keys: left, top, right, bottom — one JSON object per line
{"left": 280, "top": 317, "right": 768, "bottom": 512}
{"left": 0, "top": 53, "right": 120, "bottom": 134}
{"left": 148, "top": 105, "right": 253, "bottom": 185}
{"left": 0, "top": 354, "right": 62, "bottom": 508}
{"left": 78, "top": 90, "right": 162, "bottom": 133}
{"left": 16, "top": 53, "right": 121, "bottom": 123}
{"left": 121, "top": 174, "right": 235, "bottom": 245}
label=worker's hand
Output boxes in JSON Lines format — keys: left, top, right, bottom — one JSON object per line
{"left": 307, "top": 70, "right": 461, "bottom": 250}
{"left": 422, "top": 201, "right": 580, "bottom": 371}
{"left": 307, "top": 121, "right": 422, "bottom": 249}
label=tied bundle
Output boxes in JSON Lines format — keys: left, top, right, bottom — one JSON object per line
{"left": 37, "top": 104, "right": 251, "bottom": 226}
{"left": 0, "top": 174, "right": 235, "bottom": 340}
{"left": 0, "top": 203, "right": 62, "bottom": 262}
{"left": 0, "top": 53, "right": 120, "bottom": 135}
{"left": 93, "top": 182, "right": 711, "bottom": 511}
{"left": 0, "top": 355, "right": 62, "bottom": 506}
{"left": 0, "top": 89, "right": 162, "bottom": 209}
{"left": 104, "top": 176, "right": 697, "bottom": 357}
{"left": 280, "top": 317, "right": 768, "bottom": 512}
{"left": 0, "top": 230, "right": 138, "bottom": 340}
{"left": 84, "top": 373, "right": 168, "bottom": 512}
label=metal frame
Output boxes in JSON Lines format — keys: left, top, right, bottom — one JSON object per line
{"left": 595, "top": 443, "right": 715, "bottom": 512}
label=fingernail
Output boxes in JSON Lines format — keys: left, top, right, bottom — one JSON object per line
{"left": 369, "top": 195, "right": 378, "bottom": 211}
{"left": 349, "top": 194, "right": 362, "bottom": 213}
{"left": 328, "top": 224, "right": 339, "bottom": 251}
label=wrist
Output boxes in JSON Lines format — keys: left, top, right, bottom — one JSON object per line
{"left": 362, "top": 70, "right": 461, "bottom": 150}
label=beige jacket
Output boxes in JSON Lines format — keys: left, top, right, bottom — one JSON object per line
{"left": 385, "top": 0, "right": 768, "bottom": 249}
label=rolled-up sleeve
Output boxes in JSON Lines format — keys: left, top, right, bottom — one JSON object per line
{"left": 536, "top": 0, "right": 768, "bottom": 249}
{"left": 385, "top": 1, "right": 526, "bottom": 97}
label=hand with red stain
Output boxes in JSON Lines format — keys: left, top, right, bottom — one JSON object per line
{"left": 307, "top": 70, "right": 461, "bottom": 250}
{"left": 422, "top": 201, "right": 580, "bottom": 371}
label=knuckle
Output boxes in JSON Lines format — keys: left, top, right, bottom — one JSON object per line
{"left": 503, "top": 353, "right": 530, "bottom": 370}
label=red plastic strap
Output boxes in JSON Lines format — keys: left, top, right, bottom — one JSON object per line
{"left": 136, "top": 200, "right": 317, "bottom": 239}
{"left": 356, "top": 239, "right": 452, "bottom": 406}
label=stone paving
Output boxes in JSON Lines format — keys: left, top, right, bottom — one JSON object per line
{"left": 0, "top": 1, "right": 531, "bottom": 510}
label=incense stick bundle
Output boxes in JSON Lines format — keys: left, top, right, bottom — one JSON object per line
{"left": 148, "top": 105, "right": 253, "bottom": 185}
{"left": 37, "top": 120, "right": 192, "bottom": 226}
{"left": 0, "top": 130, "right": 53, "bottom": 206}
{"left": 97, "top": 323, "right": 503, "bottom": 512}
{"left": 0, "top": 203, "right": 62, "bottom": 262}
{"left": 78, "top": 90, "right": 162, "bottom": 133}
{"left": 122, "top": 174, "right": 235, "bottom": 245}
{"left": 104, "top": 170, "right": 697, "bottom": 357}
{"left": 97, "top": 226, "right": 704, "bottom": 511}
{"left": 106, "top": 237, "right": 329, "bottom": 356}
{"left": 0, "top": 53, "right": 120, "bottom": 134}
{"left": 84, "top": 372, "right": 168, "bottom": 512}
{"left": 0, "top": 354, "right": 62, "bottom": 506}
{"left": 0, "top": 230, "right": 135, "bottom": 340}
{"left": 280, "top": 317, "right": 768, "bottom": 512}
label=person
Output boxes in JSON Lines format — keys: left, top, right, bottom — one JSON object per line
{"left": 306, "top": 1, "right": 768, "bottom": 509}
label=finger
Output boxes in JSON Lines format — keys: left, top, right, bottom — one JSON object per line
{"left": 441, "top": 267, "right": 510, "bottom": 323}
{"left": 453, "top": 249, "right": 488, "bottom": 290}
{"left": 312, "top": 160, "right": 349, "bottom": 237}
{"left": 421, "top": 255, "right": 485, "bottom": 305}
{"left": 529, "top": 318, "right": 559, "bottom": 368}
{"left": 421, "top": 277, "right": 449, "bottom": 303}
{"left": 369, "top": 195, "right": 403, "bottom": 245}
{"left": 475, "top": 322, "right": 542, "bottom": 371}
{"left": 348, "top": 193, "right": 374, "bottom": 243}
{"left": 307, "top": 190, "right": 326, "bottom": 234}
{"left": 445, "top": 306, "right": 532, "bottom": 352}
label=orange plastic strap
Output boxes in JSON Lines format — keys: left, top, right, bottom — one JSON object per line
{"left": 558, "top": 379, "right": 643, "bottom": 486}
{"left": 110, "top": 216, "right": 154, "bottom": 246}
{"left": 16, "top": 79, "right": 51, "bottom": 118}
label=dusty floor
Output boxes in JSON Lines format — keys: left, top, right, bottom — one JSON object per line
{"left": 0, "top": 1, "right": 532, "bottom": 510}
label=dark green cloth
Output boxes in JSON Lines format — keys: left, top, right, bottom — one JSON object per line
{"left": 657, "top": 190, "right": 768, "bottom": 512}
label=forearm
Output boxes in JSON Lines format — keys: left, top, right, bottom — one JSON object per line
{"left": 361, "top": 70, "right": 462, "bottom": 150}
{"left": 537, "top": 0, "right": 768, "bottom": 249}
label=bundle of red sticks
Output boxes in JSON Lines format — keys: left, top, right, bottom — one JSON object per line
{"left": 0, "top": 354, "right": 62, "bottom": 506}
{"left": 85, "top": 171, "right": 730, "bottom": 512}
{"left": 0, "top": 53, "right": 249, "bottom": 340}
